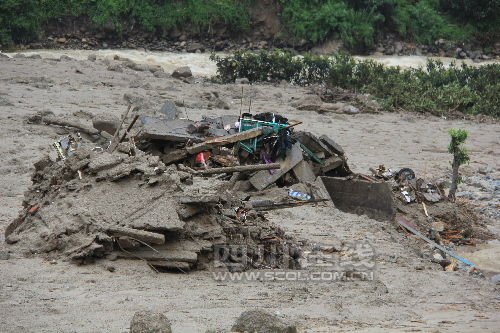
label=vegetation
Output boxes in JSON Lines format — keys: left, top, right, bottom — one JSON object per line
{"left": 280, "top": 0, "right": 498, "bottom": 51}
{"left": 211, "top": 50, "right": 500, "bottom": 117}
{"left": 1, "top": 1, "right": 498, "bottom": 50}
{"left": 0, "top": 0, "right": 251, "bottom": 46}
{"left": 447, "top": 129, "right": 470, "bottom": 200}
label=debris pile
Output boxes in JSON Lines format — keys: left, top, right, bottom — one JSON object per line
{"left": 367, "top": 165, "right": 490, "bottom": 271}
{"left": 7, "top": 102, "right": 489, "bottom": 274}
{"left": 6, "top": 105, "right": 351, "bottom": 272}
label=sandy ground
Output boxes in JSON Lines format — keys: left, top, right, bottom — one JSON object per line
{"left": 0, "top": 54, "right": 499, "bottom": 332}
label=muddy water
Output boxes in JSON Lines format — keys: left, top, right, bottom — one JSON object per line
{"left": 4, "top": 49, "right": 499, "bottom": 77}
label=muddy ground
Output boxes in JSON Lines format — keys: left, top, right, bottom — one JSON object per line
{"left": 0, "top": 54, "right": 499, "bottom": 332}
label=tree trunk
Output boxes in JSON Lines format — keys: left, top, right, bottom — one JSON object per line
{"left": 448, "top": 155, "right": 460, "bottom": 201}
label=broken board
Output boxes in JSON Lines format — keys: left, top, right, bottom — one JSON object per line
{"left": 292, "top": 160, "right": 317, "bottom": 183}
{"left": 320, "top": 176, "right": 395, "bottom": 221}
{"left": 139, "top": 116, "right": 203, "bottom": 142}
{"left": 250, "top": 142, "right": 304, "bottom": 190}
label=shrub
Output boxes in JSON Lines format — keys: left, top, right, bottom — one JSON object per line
{"left": 211, "top": 50, "right": 500, "bottom": 117}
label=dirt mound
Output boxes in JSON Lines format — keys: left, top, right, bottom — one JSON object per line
{"left": 5, "top": 147, "right": 300, "bottom": 272}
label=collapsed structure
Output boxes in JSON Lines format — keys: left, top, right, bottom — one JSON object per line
{"left": 5, "top": 102, "right": 487, "bottom": 273}
{"left": 5, "top": 105, "right": 351, "bottom": 272}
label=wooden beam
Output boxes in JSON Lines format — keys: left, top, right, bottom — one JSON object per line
{"left": 186, "top": 128, "right": 263, "bottom": 154}
{"left": 194, "top": 163, "right": 280, "bottom": 175}
{"left": 250, "top": 142, "right": 304, "bottom": 190}
{"left": 107, "top": 226, "right": 165, "bottom": 245}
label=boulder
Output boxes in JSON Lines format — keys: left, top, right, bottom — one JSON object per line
{"left": 231, "top": 310, "right": 297, "bottom": 333}
{"left": 186, "top": 42, "right": 204, "bottom": 53}
{"left": 130, "top": 311, "right": 172, "bottom": 333}
{"left": 172, "top": 66, "right": 193, "bottom": 79}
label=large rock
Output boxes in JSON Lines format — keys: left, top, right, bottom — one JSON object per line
{"left": 231, "top": 310, "right": 297, "bottom": 333}
{"left": 130, "top": 311, "right": 172, "bottom": 333}
{"left": 186, "top": 42, "right": 204, "bottom": 53}
{"left": 171, "top": 66, "right": 192, "bottom": 79}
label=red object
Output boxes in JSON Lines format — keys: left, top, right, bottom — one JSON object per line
{"left": 195, "top": 152, "right": 206, "bottom": 165}
{"left": 28, "top": 204, "right": 40, "bottom": 215}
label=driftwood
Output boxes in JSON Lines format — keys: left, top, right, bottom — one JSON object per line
{"left": 186, "top": 128, "right": 263, "bottom": 154}
{"left": 108, "top": 104, "right": 136, "bottom": 152}
{"left": 251, "top": 199, "right": 329, "bottom": 211}
{"left": 107, "top": 226, "right": 165, "bottom": 245}
{"left": 193, "top": 163, "right": 281, "bottom": 175}
{"left": 42, "top": 116, "right": 99, "bottom": 136}
{"left": 250, "top": 143, "right": 303, "bottom": 190}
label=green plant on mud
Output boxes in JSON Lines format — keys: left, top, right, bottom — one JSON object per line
{"left": 447, "top": 129, "right": 470, "bottom": 201}
{"left": 211, "top": 50, "right": 500, "bottom": 117}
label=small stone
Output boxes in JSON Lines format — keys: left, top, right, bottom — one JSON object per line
{"left": 107, "top": 265, "right": 116, "bottom": 272}
{"left": 130, "top": 311, "right": 172, "bottom": 333}
{"left": 0, "top": 251, "right": 10, "bottom": 260}
{"left": 342, "top": 105, "right": 360, "bottom": 114}
{"left": 153, "top": 70, "right": 169, "bottom": 78}
{"left": 87, "top": 54, "right": 97, "bottom": 62}
{"left": 57, "top": 37, "right": 67, "bottom": 43}
{"left": 491, "top": 274, "right": 500, "bottom": 284}
{"left": 235, "top": 78, "right": 250, "bottom": 84}
{"left": 171, "top": 66, "right": 192, "bottom": 79}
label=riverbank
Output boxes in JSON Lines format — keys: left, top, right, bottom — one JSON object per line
{"left": 4, "top": 48, "right": 499, "bottom": 79}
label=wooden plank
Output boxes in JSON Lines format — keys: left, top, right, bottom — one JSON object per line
{"left": 161, "top": 149, "right": 188, "bottom": 165}
{"left": 319, "top": 135, "right": 345, "bottom": 156}
{"left": 194, "top": 163, "right": 280, "bottom": 175}
{"left": 147, "top": 260, "right": 192, "bottom": 271}
{"left": 294, "top": 131, "right": 333, "bottom": 157}
{"left": 396, "top": 215, "right": 476, "bottom": 267}
{"left": 321, "top": 156, "right": 343, "bottom": 173}
{"left": 249, "top": 142, "right": 304, "bottom": 190}
{"left": 186, "top": 128, "right": 263, "bottom": 154}
{"left": 139, "top": 116, "right": 202, "bottom": 142}
{"left": 292, "top": 160, "right": 317, "bottom": 182}
{"left": 117, "top": 249, "right": 198, "bottom": 263}
{"left": 107, "top": 226, "right": 165, "bottom": 245}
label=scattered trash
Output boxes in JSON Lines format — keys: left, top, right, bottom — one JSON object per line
{"left": 288, "top": 188, "right": 311, "bottom": 201}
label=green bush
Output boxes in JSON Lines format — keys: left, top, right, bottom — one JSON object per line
{"left": 211, "top": 50, "right": 500, "bottom": 117}
{"left": 0, "top": 0, "right": 41, "bottom": 45}
{"left": 280, "top": 0, "right": 381, "bottom": 51}
{"left": 0, "top": 0, "right": 251, "bottom": 46}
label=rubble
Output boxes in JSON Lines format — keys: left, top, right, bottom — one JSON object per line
{"left": 9, "top": 105, "right": 356, "bottom": 271}
{"left": 6, "top": 102, "right": 489, "bottom": 277}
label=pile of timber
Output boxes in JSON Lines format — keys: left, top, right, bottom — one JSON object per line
{"left": 135, "top": 114, "right": 351, "bottom": 191}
